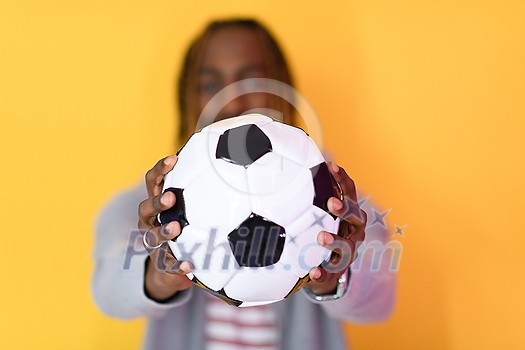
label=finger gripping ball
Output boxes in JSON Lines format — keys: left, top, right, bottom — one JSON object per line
{"left": 159, "top": 114, "right": 341, "bottom": 307}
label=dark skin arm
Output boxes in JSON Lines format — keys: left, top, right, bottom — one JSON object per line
{"left": 138, "top": 155, "right": 192, "bottom": 301}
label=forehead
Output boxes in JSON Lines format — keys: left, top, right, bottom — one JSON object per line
{"left": 201, "top": 27, "right": 268, "bottom": 70}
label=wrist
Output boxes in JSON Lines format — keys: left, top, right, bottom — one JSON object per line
{"left": 306, "top": 276, "right": 339, "bottom": 296}
{"left": 303, "top": 268, "right": 351, "bottom": 302}
{"left": 144, "top": 257, "right": 179, "bottom": 302}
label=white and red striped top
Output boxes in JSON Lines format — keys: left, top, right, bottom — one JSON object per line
{"left": 204, "top": 294, "right": 279, "bottom": 350}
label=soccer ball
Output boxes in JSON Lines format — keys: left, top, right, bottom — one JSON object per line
{"left": 159, "top": 114, "right": 341, "bottom": 307}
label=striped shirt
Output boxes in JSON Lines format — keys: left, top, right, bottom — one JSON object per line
{"left": 205, "top": 294, "right": 279, "bottom": 350}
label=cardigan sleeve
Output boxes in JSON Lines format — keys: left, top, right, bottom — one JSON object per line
{"left": 91, "top": 185, "right": 192, "bottom": 320}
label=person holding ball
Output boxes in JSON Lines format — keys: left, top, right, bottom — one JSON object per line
{"left": 93, "top": 18, "right": 396, "bottom": 350}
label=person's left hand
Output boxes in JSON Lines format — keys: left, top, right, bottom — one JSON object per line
{"left": 304, "top": 162, "right": 367, "bottom": 296}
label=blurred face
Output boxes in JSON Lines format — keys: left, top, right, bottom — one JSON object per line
{"left": 198, "top": 27, "right": 271, "bottom": 122}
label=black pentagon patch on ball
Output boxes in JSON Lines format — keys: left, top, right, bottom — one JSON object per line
{"left": 158, "top": 187, "right": 189, "bottom": 240}
{"left": 310, "top": 162, "right": 342, "bottom": 220}
{"left": 228, "top": 214, "right": 286, "bottom": 267}
{"left": 216, "top": 124, "right": 272, "bottom": 167}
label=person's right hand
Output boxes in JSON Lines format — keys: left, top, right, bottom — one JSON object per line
{"left": 138, "top": 155, "right": 193, "bottom": 302}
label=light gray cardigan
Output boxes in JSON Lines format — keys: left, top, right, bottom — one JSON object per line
{"left": 92, "top": 185, "right": 396, "bottom": 350}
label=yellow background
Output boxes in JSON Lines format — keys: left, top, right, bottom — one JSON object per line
{"left": 1, "top": 1, "right": 524, "bottom": 349}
